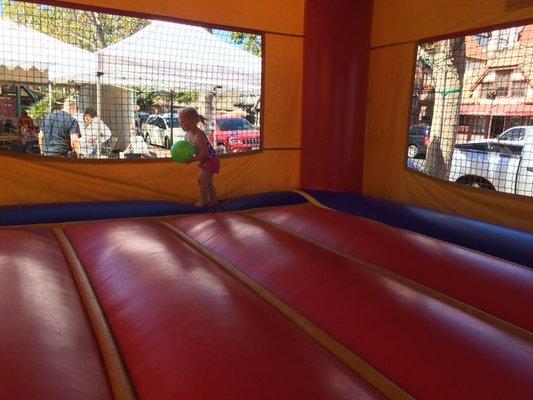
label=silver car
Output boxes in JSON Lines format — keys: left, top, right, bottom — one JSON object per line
{"left": 144, "top": 113, "right": 186, "bottom": 149}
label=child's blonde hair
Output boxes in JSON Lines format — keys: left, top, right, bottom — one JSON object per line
{"left": 180, "top": 107, "right": 208, "bottom": 126}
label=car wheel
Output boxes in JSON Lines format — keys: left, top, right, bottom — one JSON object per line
{"left": 23, "top": 140, "right": 40, "bottom": 154}
{"left": 145, "top": 133, "right": 151, "bottom": 145}
{"left": 407, "top": 144, "right": 419, "bottom": 158}
{"left": 164, "top": 137, "right": 170, "bottom": 150}
{"left": 465, "top": 180, "right": 495, "bottom": 190}
{"left": 457, "top": 176, "right": 495, "bottom": 190}
{"left": 216, "top": 143, "right": 227, "bottom": 155}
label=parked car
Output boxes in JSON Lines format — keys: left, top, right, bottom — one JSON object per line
{"left": 210, "top": 115, "right": 260, "bottom": 154}
{"left": 449, "top": 126, "right": 533, "bottom": 196}
{"left": 135, "top": 111, "right": 149, "bottom": 135}
{"left": 407, "top": 124, "right": 431, "bottom": 158}
{"left": 144, "top": 113, "right": 185, "bottom": 149}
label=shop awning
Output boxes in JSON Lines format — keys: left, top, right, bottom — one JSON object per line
{"left": 460, "top": 104, "right": 533, "bottom": 116}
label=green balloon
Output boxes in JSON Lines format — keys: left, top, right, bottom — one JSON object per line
{"left": 170, "top": 140, "right": 195, "bottom": 164}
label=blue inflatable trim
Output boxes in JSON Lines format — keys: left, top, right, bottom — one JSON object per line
{"left": 305, "top": 190, "right": 533, "bottom": 268}
{"left": 0, "top": 191, "right": 307, "bottom": 227}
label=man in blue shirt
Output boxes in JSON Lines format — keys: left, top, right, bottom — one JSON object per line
{"left": 39, "top": 100, "right": 81, "bottom": 157}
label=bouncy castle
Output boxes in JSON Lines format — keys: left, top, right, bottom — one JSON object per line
{"left": 0, "top": 0, "right": 532, "bottom": 399}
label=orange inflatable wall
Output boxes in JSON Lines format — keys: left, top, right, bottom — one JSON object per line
{"left": 0, "top": 0, "right": 304, "bottom": 205}
{"left": 2, "top": 0, "right": 532, "bottom": 233}
{"left": 365, "top": 0, "right": 533, "bottom": 232}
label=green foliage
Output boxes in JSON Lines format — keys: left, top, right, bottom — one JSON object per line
{"left": 175, "top": 91, "right": 198, "bottom": 105}
{"left": 230, "top": 32, "right": 261, "bottom": 56}
{"left": 26, "top": 88, "right": 69, "bottom": 125}
{"left": 135, "top": 89, "right": 165, "bottom": 111}
{"left": 1, "top": 0, "right": 148, "bottom": 51}
{"left": 135, "top": 89, "right": 198, "bottom": 111}
{"left": 418, "top": 44, "right": 436, "bottom": 68}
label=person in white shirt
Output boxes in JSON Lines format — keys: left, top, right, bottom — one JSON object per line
{"left": 123, "top": 127, "right": 156, "bottom": 158}
{"left": 79, "top": 108, "right": 112, "bottom": 158}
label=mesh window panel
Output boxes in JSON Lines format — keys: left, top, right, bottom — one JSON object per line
{"left": 0, "top": 1, "right": 262, "bottom": 160}
{"left": 407, "top": 24, "right": 533, "bottom": 198}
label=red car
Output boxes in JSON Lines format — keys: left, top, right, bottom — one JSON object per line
{"left": 210, "top": 115, "right": 260, "bottom": 154}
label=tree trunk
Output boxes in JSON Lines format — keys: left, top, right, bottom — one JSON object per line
{"left": 421, "top": 38, "right": 466, "bottom": 180}
{"left": 89, "top": 12, "right": 107, "bottom": 49}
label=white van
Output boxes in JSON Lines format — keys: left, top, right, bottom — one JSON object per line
{"left": 449, "top": 126, "right": 533, "bottom": 196}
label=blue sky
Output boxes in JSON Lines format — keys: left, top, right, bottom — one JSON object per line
{"left": 213, "top": 29, "right": 235, "bottom": 45}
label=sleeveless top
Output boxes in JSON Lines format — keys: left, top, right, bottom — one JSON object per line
{"left": 185, "top": 130, "right": 218, "bottom": 158}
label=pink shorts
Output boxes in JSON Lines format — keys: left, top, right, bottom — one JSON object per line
{"left": 199, "top": 156, "right": 220, "bottom": 174}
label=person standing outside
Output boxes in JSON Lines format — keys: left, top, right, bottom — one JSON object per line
{"left": 38, "top": 99, "right": 81, "bottom": 157}
{"left": 67, "top": 99, "right": 84, "bottom": 122}
{"left": 18, "top": 111, "right": 36, "bottom": 133}
{"left": 79, "top": 107, "right": 112, "bottom": 158}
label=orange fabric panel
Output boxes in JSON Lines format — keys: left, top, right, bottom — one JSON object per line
{"left": 263, "top": 34, "right": 303, "bottom": 149}
{"left": 364, "top": 43, "right": 533, "bottom": 232}
{"left": 51, "top": 0, "right": 304, "bottom": 35}
{"left": 0, "top": 150, "right": 299, "bottom": 205}
{"left": 0, "top": 2, "right": 304, "bottom": 206}
{"left": 372, "top": 0, "right": 533, "bottom": 47}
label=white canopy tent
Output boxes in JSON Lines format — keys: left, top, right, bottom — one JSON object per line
{"left": 49, "top": 21, "right": 262, "bottom": 94}
{"left": 47, "top": 20, "right": 262, "bottom": 155}
{"left": 0, "top": 20, "right": 130, "bottom": 155}
{"left": 0, "top": 19, "right": 92, "bottom": 84}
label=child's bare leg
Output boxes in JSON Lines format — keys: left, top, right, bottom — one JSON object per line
{"left": 196, "top": 169, "right": 210, "bottom": 207}
{"left": 208, "top": 174, "right": 218, "bottom": 205}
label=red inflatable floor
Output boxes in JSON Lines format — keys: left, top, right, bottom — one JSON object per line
{"left": 1, "top": 203, "right": 532, "bottom": 399}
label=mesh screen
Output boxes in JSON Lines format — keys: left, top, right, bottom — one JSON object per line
{"left": 407, "top": 24, "right": 533, "bottom": 198}
{"left": 0, "top": 0, "right": 262, "bottom": 159}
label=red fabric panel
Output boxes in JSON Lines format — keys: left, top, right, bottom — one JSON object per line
{"left": 300, "top": 0, "right": 372, "bottom": 191}
{"left": 0, "top": 228, "right": 112, "bottom": 400}
{"left": 251, "top": 204, "right": 533, "bottom": 332}
{"left": 169, "top": 213, "right": 533, "bottom": 400}
{"left": 64, "top": 220, "right": 383, "bottom": 400}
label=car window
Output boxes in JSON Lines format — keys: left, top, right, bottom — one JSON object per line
{"left": 164, "top": 117, "right": 180, "bottom": 128}
{"left": 491, "top": 143, "right": 524, "bottom": 156}
{"left": 155, "top": 117, "right": 166, "bottom": 129}
{"left": 146, "top": 117, "right": 155, "bottom": 125}
{"left": 456, "top": 142, "right": 491, "bottom": 152}
{"left": 217, "top": 118, "right": 253, "bottom": 131}
{"left": 506, "top": 144, "right": 523, "bottom": 156}
{"left": 499, "top": 128, "right": 525, "bottom": 141}
{"left": 410, "top": 125, "right": 429, "bottom": 136}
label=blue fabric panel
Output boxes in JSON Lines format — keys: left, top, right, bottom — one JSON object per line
{"left": 0, "top": 201, "right": 199, "bottom": 226}
{"left": 221, "top": 191, "right": 307, "bottom": 211}
{"left": 0, "top": 191, "right": 307, "bottom": 227}
{"left": 305, "top": 190, "right": 533, "bottom": 267}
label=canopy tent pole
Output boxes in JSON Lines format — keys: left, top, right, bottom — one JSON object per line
{"left": 96, "top": 72, "right": 103, "bottom": 158}
{"left": 47, "top": 83, "right": 52, "bottom": 113}
{"left": 170, "top": 90, "right": 174, "bottom": 146}
{"left": 16, "top": 86, "right": 22, "bottom": 118}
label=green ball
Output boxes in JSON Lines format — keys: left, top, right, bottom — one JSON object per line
{"left": 170, "top": 140, "right": 195, "bottom": 164}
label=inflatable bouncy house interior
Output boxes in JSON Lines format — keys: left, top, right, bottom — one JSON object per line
{"left": 1, "top": 0, "right": 532, "bottom": 399}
